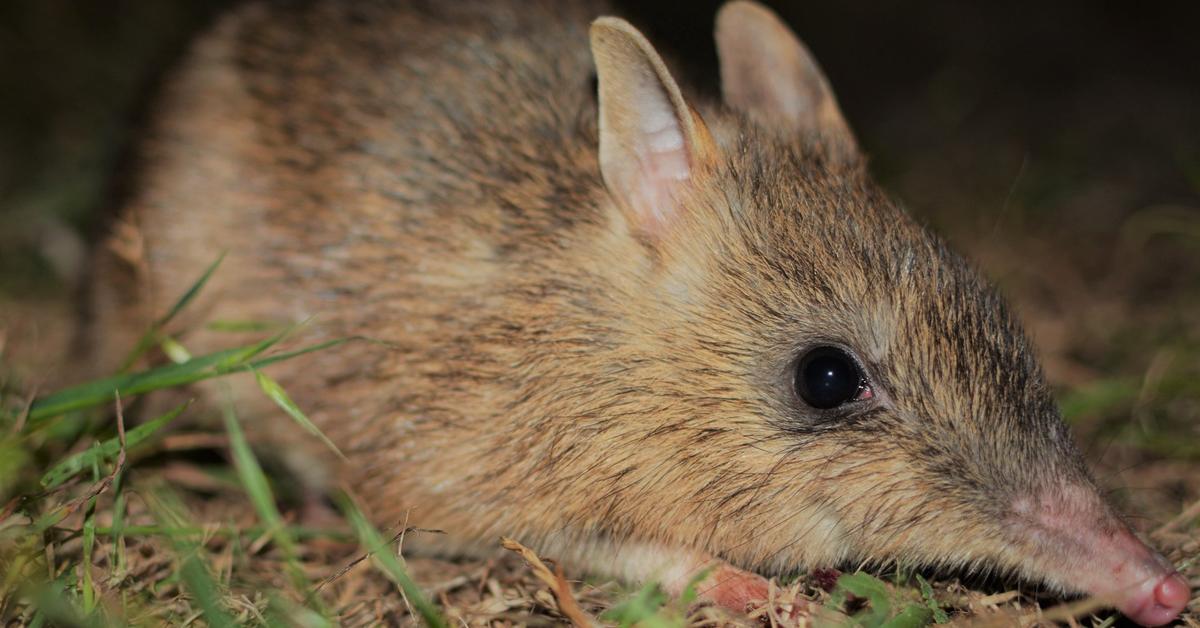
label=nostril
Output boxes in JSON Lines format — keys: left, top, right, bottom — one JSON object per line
{"left": 1126, "top": 572, "right": 1191, "bottom": 626}
{"left": 1154, "top": 573, "right": 1190, "bottom": 615}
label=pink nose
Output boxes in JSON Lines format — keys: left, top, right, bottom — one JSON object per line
{"left": 1013, "top": 485, "right": 1191, "bottom": 626}
{"left": 1120, "top": 572, "right": 1191, "bottom": 627}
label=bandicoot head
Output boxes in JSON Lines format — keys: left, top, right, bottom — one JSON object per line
{"left": 579, "top": 2, "right": 1188, "bottom": 623}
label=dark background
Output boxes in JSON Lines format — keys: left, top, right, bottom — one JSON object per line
{"left": 2, "top": 0, "right": 1197, "bottom": 290}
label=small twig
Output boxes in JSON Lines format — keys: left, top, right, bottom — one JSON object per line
{"left": 1021, "top": 596, "right": 1109, "bottom": 626}
{"left": 500, "top": 536, "right": 594, "bottom": 628}
{"left": 0, "top": 495, "right": 21, "bottom": 525}
{"left": 52, "top": 392, "right": 129, "bottom": 522}
{"left": 395, "top": 512, "right": 416, "bottom": 621}
{"left": 315, "top": 525, "right": 443, "bottom": 592}
{"left": 977, "top": 590, "right": 1020, "bottom": 607}
{"left": 0, "top": 477, "right": 85, "bottom": 529}
{"left": 1134, "top": 349, "right": 1174, "bottom": 430}
{"left": 765, "top": 578, "right": 785, "bottom": 628}
{"left": 159, "top": 433, "right": 229, "bottom": 452}
{"left": 397, "top": 511, "right": 412, "bottom": 557}
{"left": 426, "top": 574, "right": 470, "bottom": 597}
{"left": 11, "top": 378, "right": 41, "bottom": 434}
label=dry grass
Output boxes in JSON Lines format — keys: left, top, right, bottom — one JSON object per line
{"left": 0, "top": 458, "right": 1195, "bottom": 627}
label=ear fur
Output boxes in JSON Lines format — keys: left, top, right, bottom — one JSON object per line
{"left": 715, "top": 0, "right": 854, "bottom": 147}
{"left": 590, "top": 17, "right": 716, "bottom": 239}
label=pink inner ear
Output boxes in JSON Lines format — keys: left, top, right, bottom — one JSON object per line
{"left": 628, "top": 106, "right": 691, "bottom": 233}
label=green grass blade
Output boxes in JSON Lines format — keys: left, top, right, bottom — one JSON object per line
{"left": 27, "top": 336, "right": 352, "bottom": 424}
{"left": 336, "top": 492, "right": 447, "bottom": 628}
{"left": 265, "top": 593, "right": 335, "bottom": 628}
{"left": 220, "top": 396, "right": 328, "bottom": 615}
{"left": 82, "top": 494, "right": 98, "bottom": 613}
{"left": 109, "top": 471, "right": 128, "bottom": 578}
{"left": 147, "top": 489, "right": 236, "bottom": 628}
{"left": 30, "top": 580, "right": 109, "bottom": 628}
{"left": 915, "top": 574, "right": 948, "bottom": 623}
{"left": 220, "top": 398, "right": 293, "bottom": 556}
{"left": 252, "top": 367, "right": 344, "bottom": 460}
{"left": 178, "top": 553, "right": 236, "bottom": 628}
{"left": 239, "top": 337, "right": 350, "bottom": 369}
{"left": 159, "top": 252, "right": 227, "bottom": 325}
{"left": 119, "top": 252, "right": 226, "bottom": 372}
{"left": 40, "top": 400, "right": 190, "bottom": 489}
{"left": 677, "top": 567, "right": 710, "bottom": 607}
{"left": 0, "top": 435, "right": 31, "bottom": 499}
{"left": 601, "top": 582, "right": 670, "bottom": 627}
{"left": 212, "top": 324, "right": 296, "bottom": 371}
{"left": 31, "top": 345, "right": 251, "bottom": 421}
{"left": 206, "top": 319, "right": 286, "bottom": 333}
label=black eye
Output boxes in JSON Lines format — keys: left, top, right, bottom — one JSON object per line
{"left": 794, "top": 346, "right": 870, "bottom": 410}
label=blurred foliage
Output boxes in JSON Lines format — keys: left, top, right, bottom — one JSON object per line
{"left": 0, "top": 1, "right": 227, "bottom": 294}
{"left": 0, "top": 1, "right": 225, "bottom": 222}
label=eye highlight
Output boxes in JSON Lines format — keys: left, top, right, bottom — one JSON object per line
{"left": 793, "top": 346, "right": 872, "bottom": 410}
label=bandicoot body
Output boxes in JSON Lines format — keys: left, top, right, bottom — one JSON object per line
{"left": 88, "top": 1, "right": 1189, "bottom": 623}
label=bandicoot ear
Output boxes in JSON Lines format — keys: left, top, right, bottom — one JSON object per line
{"left": 715, "top": 0, "right": 854, "bottom": 147}
{"left": 590, "top": 17, "right": 717, "bottom": 239}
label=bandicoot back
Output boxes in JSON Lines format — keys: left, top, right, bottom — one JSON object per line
{"left": 88, "top": 1, "right": 1189, "bottom": 623}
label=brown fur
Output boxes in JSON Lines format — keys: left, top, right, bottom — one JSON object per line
{"left": 85, "top": 0, "right": 1181, "bottom": 615}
